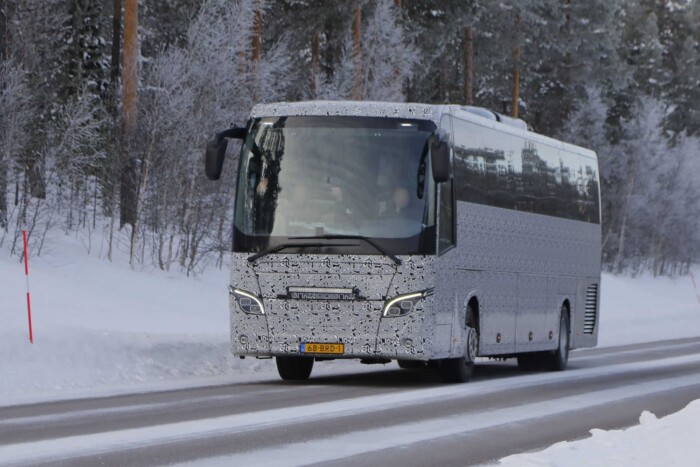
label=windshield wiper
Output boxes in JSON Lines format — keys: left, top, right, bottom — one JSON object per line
{"left": 291, "top": 235, "right": 402, "bottom": 266}
{"left": 247, "top": 242, "right": 356, "bottom": 263}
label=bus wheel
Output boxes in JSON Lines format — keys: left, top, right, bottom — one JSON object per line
{"left": 543, "top": 307, "right": 570, "bottom": 371}
{"left": 439, "top": 306, "right": 478, "bottom": 383}
{"left": 276, "top": 356, "right": 314, "bottom": 381}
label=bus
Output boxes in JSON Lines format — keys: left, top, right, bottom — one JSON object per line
{"left": 205, "top": 101, "right": 601, "bottom": 383}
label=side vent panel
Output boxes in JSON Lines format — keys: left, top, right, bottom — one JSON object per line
{"left": 584, "top": 284, "right": 599, "bottom": 334}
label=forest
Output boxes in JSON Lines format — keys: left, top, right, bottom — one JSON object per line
{"left": 0, "top": 0, "right": 698, "bottom": 276}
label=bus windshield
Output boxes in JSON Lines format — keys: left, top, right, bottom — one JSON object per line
{"left": 233, "top": 116, "right": 437, "bottom": 256}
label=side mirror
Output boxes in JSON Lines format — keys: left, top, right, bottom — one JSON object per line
{"left": 204, "top": 127, "right": 247, "bottom": 181}
{"left": 205, "top": 139, "right": 228, "bottom": 181}
{"left": 431, "top": 137, "right": 451, "bottom": 183}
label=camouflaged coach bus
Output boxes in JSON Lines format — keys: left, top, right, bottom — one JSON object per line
{"left": 205, "top": 101, "right": 601, "bottom": 383}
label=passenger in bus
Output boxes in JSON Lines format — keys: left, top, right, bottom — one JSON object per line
{"left": 383, "top": 186, "right": 420, "bottom": 219}
{"left": 322, "top": 184, "right": 357, "bottom": 232}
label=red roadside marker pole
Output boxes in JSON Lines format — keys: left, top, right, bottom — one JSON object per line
{"left": 22, "top": 230, "right": 33, "bottom": 344}
{"left": 691, "top": 272, "right": 700, "bottom": 306}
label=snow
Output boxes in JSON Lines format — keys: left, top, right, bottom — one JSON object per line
{"left": 0, "top": 233, "right": 274, "bottom": 405}
{"left": 2, "top": 233, "right": 700, "bottom": 462}
{"left": 499, "top": 400, "right": 700, "bottom": 466}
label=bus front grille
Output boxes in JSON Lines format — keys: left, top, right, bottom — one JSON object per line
{"left": 584, "top": 283, "right": 598, "bottom": 334}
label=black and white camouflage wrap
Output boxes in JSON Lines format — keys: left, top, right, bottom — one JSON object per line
{"left": 231, "top": 253, "right": 437, "bottom": 359}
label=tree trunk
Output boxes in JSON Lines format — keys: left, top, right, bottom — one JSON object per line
{"left": 122, "top": 0, "right": 137, "bottom": 133}
{"left": 71, "top": 0, "right": 85, "bottom": 96}
{"left": 323, "top": 20, "right": 335, "bottom": 83}
{"left": 560, "top": 0, "right": 572, "bottom": 121}
{"left": 310, "top": 31, "right": 319, "bottom": 98}
{"left": 129, "top": 136, "right": 154, "bottom": 270}
{"left": 0, "top": 165, "right": 6, "bottom": 229}
{"left": 109, "top": 0, "right": 122, "bottom": 116}
{"left": 511, "top": 14, "right": 521, "bottom": 118}
{"left": 351, "top": 4, "right": 362, "bottom": 100}
{"left": 120, "top": 0, "right": 138, "bottom": 228}
{"left": 251, "top": 2, "right": 261, "bottom": 63}
{"left": 179, "top": 176, "right": 197, "bottom": 268}
{"left": 0, "top": 0, "right": 6, "bottom": 228}
{"left": 251, "top": 1, "right": 261, "bottom": 101}
{"left": 437, "top": 53, "right": 446, "bottom": 102}
{"left": 464, "top": 26, "right": 473, "bottom": 105}
{"left": 0, "top": 0, "right": 6, "bottom": 62}
{"left": 613, "top": 162, "right": 638, "bottom": 274}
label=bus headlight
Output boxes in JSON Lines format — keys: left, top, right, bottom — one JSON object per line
{"left": 382, "top": 291, "right": 426, "bottom": 318}
{"left": 230, "top": 287, "right": 265, "bottom": 315}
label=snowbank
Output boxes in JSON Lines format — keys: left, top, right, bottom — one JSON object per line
{"left": 499, "top": 400, "right": 700, "bottom": 466}
{"left": 598, "top": 272, "right": 700, "bottom": 347}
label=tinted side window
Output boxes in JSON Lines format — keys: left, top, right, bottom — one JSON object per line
{"left": 452, "top": 117, "right": 600, "bottom": 224}
{"left": 439, "top": 180, "right": 454, "bottom": 253}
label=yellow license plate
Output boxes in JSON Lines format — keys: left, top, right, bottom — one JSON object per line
{"left": 300, "top": 343, "right": 344, "bottom": 355}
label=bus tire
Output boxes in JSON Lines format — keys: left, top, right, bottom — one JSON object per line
{"left": 276, "top": 356, "right": 314, "bottom": 381}
{"left": 543, "top": 307, "right": 570, "bottom": 371}
{"left": 439, "top": 305, "right": 478, "bottom": 383}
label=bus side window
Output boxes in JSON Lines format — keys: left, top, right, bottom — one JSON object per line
{"left": 439, "top": 180, "right": 455, "bottom": 253}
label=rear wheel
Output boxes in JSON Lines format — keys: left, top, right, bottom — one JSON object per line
{"left": 439, "top": 305, "right": 478, "bottom": 383}
{"left": 276, "top": 356, "right": 314, "bottom": 381}
{"left": 543, "top": 308, "right": 570, "bottom": 371}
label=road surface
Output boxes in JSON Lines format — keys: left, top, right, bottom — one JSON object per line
{"left": 2, "top": 337, "right": 700, "bottom": 466}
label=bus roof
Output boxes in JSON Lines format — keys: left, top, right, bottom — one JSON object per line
{"left": 250, "top": 100, "right": 441, "bottom": 122}
{"left": 250, "top": 101, "right": 597, "bottom": 161}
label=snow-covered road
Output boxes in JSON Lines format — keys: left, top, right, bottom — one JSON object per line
{"left": 2, "top": 337, "right": 700, "bottom": 466}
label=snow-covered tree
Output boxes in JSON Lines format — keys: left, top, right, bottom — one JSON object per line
{"left": 133, "top": 0, "right": 291, "bottom": 272}
{"left": 320, "top": 0, "right": 418, "bottom": 102}
{"left": 0, "top": 60, "right": 30, "bottom": 229}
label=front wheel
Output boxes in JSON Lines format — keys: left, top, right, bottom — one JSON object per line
{"left": 276, "top": 356, "right": 314, "bottom": 381}
{"left": 439, "top": 307, "right": 478, "bottom": 383}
